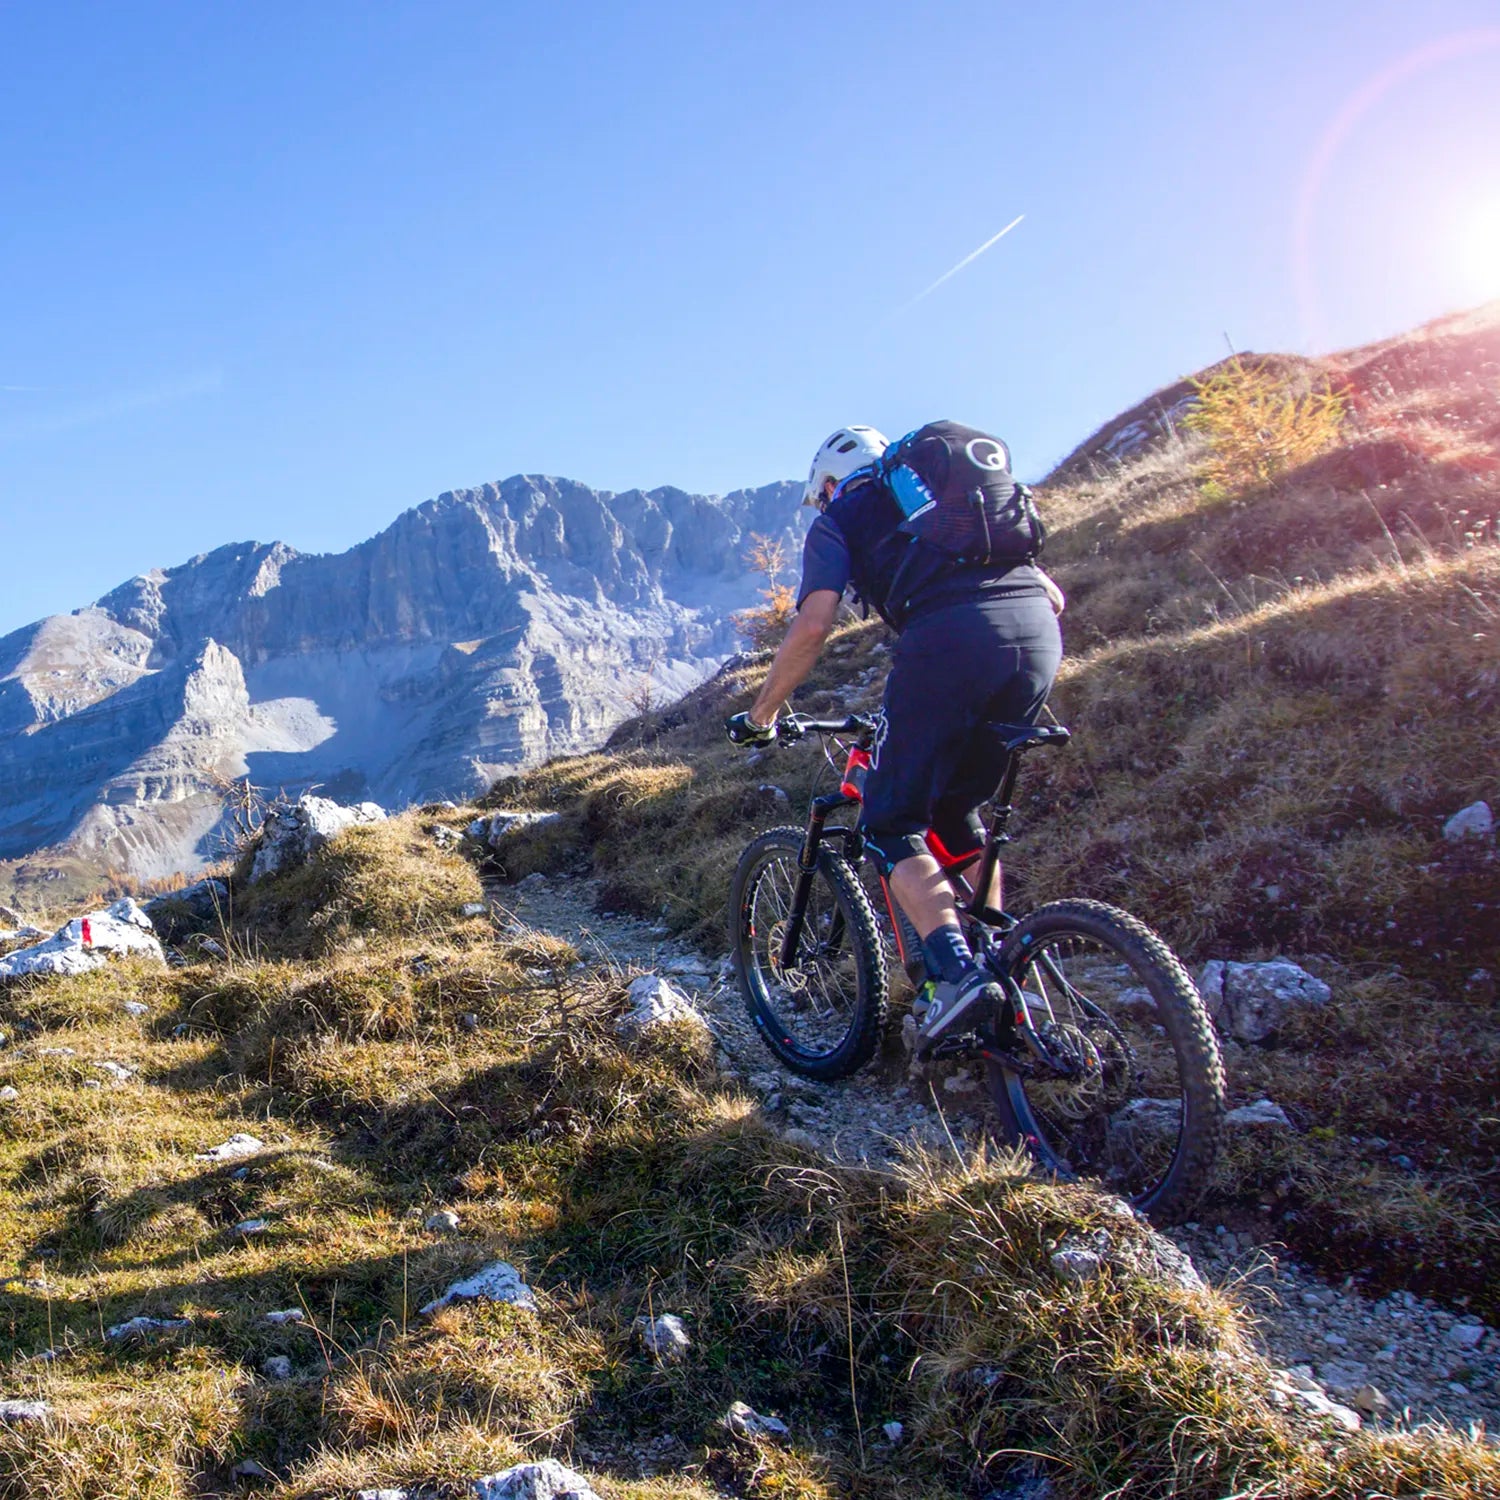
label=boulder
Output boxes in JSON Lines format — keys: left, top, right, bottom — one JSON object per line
{"left": 0, "top": 898, "right": 164, "bottom": 980}
{"left": 617, "top": 974, "right": 703, "bottom": 1038}
{"left": 466, "top": 810, "right": 562, "bottom": 852}
{"left": 106, "top": 1315, "right": 191, "bottom": 1342}
{"left": 1443, "top": 801, "right": 1494, "bottom": 841}
{"left": 1050, "top": 1240, "right": 1104, "bottom": 1282}
{"left": 195, "top": 1133, "right": 265, "bottom": 1162}
{"left": 725, "top": 1400, "right": 791, "bottom": 1444}
{"left": 634, "top": 1312, "right": 691, "bottom": 1363}
{"left": 143, "top": 877, "right": 230, "bottom": 940}
{"left": 1199, "top": 959, "right": 1331, "bottom": 1043}
{"left": 1107, "top": 1097, "right": 1180, "bottom": 1155}
{"left": 425, "top": 1209, "right": 461, "bottom": 1233}
{"left": 471, "top": 1460, "right": 601, "bottom": 1500}
{"left": 1225, "top": 1099, "right": 1293, "bottom": 1130}
{"left": 0, "top": 1400, "right": 49, "bottom": 1425}
{"left": 249, "top": 796, "right": 386, "bottom": 882}
{"left": 420, "top": 1261, "right": 537, "bottom": 1317}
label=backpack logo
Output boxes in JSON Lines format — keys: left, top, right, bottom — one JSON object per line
{"left": 965, "top": 437, "right": 1009, "bottom": 472}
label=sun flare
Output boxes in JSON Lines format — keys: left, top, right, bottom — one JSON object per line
{"left": 1457, "top": 198, "right": 1500, "bottom": 300}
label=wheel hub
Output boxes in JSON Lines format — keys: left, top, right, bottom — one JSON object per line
{"left": 1033, "top": 1021, "right": 1106, "bottom": 1120}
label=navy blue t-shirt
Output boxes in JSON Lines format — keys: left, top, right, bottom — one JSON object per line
{"left": 796, "top": 507, "right": 1046, "bottom": 630}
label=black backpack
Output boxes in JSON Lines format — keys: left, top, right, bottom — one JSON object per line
{"left": 876, "top": 420, "right": 1045, "bottom": 564}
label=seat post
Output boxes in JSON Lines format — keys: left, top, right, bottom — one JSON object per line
{"left": 962, "top": 751, "right": 1021, "bottom": 920}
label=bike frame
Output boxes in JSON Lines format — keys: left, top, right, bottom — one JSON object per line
{"left": 777, "top": 715, "right": 1028, "bottom": 974}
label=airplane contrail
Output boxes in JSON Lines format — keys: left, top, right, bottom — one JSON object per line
{"left": 894, "top": 213, "right": 1026, "bottom": 315}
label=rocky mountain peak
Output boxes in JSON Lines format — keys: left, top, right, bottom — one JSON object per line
{"left": 0, "top": 473, "right": 803, "bottom": 878}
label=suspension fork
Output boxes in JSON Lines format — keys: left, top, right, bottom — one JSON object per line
{"left": 777, "top": 792, "right": 857, "bottom": 970}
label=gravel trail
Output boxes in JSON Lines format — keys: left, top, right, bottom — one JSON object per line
{"left": 491, "top": 871, "right": 1499, "bottom": 1439}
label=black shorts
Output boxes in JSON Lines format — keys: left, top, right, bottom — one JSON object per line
{"left": 861, "top": 593, "right": 1063, "bottom": 872}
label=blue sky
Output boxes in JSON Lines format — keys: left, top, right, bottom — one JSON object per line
{"left": 2, "top": 0, "right": 1499, "bottom": 637}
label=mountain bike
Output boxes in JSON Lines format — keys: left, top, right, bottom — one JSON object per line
{"left": 728, "top": 712, "right": 1225, "bottom": 1220}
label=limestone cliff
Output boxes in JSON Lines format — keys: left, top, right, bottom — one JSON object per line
{"left": 0, "top": 474, "right": 803, "bottom": 876}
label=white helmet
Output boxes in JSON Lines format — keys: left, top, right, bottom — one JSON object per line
{"left": 801, "top": 425, "right": 889, "bottom": 507}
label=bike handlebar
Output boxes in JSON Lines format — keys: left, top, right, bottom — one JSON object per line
{"left": 777, "top": 712, "right": 876, "bottom": 741}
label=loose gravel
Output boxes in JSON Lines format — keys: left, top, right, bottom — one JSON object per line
{"left": 491, "top": 871, "right": 1499, "bottom": 1440}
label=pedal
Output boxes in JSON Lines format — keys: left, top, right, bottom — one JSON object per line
{"left": 914, "top": 1030, "right": 981, "bottom": 1063}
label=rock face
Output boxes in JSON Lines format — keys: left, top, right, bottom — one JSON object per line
{"left": 0, "top": 897, "right": 163, "bottom": 979}
{"left": 0, "top": 474, "right": 803, "bottom": 877}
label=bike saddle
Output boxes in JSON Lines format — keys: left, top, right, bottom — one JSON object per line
{"left": 989, "top": 722, "right": 1072, "bottom": 755}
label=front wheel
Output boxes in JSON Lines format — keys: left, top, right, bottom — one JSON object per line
{"left": 986, "top": 899, "right": 1225, "bottom": 1221}
{"left": 730, "top": 826, "right": 888, "bottom": 1080}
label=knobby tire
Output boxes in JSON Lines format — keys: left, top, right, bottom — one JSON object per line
{"left": 730, "top": 826, "right": 887, "bottom": 1080}
{"left": 989, "top": 898, "right": 1225, "bottom": 1221}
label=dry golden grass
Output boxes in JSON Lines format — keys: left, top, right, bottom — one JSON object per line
{"left": 479, "top": 306, "right": 1500, "bottom": 1324}
{"left": 5, "top": 305, "right": 1500, "bottom": 1497}
{"left": 3, "top": 825, "right": 1499, "bottom": 1498}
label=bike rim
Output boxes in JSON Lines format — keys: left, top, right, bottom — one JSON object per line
{"left": 743, "top": 852, "right": 861, "bottom": 1061}
{"left": 999, "top": 934, "right": 1190, "bottom": 1204}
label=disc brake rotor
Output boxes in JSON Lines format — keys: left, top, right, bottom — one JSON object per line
{"left": 1031, "top": 1021, "right": 1106, "bottom": 1121}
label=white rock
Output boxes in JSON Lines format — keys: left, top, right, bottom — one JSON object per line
{"left": 882, "top": 1420, "right": 904, "bottom": 1443}
{"left": 1443, "top": 801, "right": 1494, "bottom": 841}
{"left": 468, "top": 809, "right": 563, "bottom": 852}
{"left": 94, "top": 1060, "right": 137, "bottom": 1083}
{"left": 0, "top": 1399, "right": 49, "bottom": 1424}
{"left": 1448, "top": 1321, "right": 1487, "bottom": 1349}
{"left": 424, "top": 1209, "right": 461, "bottom": 1232}
{"left": 471, "top": 1459, "right": 602, "bottom": 1500}
{"left": 459, "top": 902, "right": 488, "bottom": 918}
{"left": 231, "top": 1459, "right": 273, "bottom": 1480}
{"left": 106, "top": 1314, "right": 191, "bottom": 1341}
{"left": 263, "top": 1309, "right": 305, "bottom": 1325}
{"left": 725, "top": 1400, "right": 790, "bottom": 1443}
{"left": 356, "top": 1491, "right": 410, "bottom": 1500}
{"left": 0, "top": 898, "right": 165, "bottom": 979}
{"left": 232, "top": 1218, "right": 270, "bottom": 1235}
{"left": 194, "top": 1133, "right": 264, "bottom": 1162}
{"left": 1107, "top": 1097, "right": 1180, "bottom": 1154}
{"left": 0, "top": 1086, "right": 17, "bottom": 1103}
{"left": 616, "top": 974, "right": 703, "bottom": 1038}
{"left": 262, "top": 1355, "right": 293, "bottom": 1380}
{"left": 1050, "top": 1244, "right": 1104, "bottom": 1282}
{"left": 38, "top": 1046, "right": 75, "bottom": 1056}
{"left": 1225, "top": 1099, "right": 1293, "bottom": 1129}
{"left": 122, "top": 1000, "right": 150, "bottom": 1016}
{"left": 419, "top": 1261, "right": 536, "bottom": 1317}
{"left": 250, "top": 795, "right": 386, "bottom": 882}
{"left": 634, "top": 1312, "right": 691, "bottom": 1363}
{"left": 1199, "top": 959, "right": 1331, "bottom": 1044}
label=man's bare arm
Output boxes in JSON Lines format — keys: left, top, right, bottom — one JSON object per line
{"left": 748, "top": 589, "right": 841, "bottom": 726}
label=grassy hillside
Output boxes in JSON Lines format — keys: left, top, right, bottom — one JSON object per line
{"left": 480, "top": 305, "right": 1500, "bottom": 1319}
{"left": 2, "top": 815, "right": 1498, "bottom": 1499}
{"left": 3, "top": 304, "right": 1498, "bottom": 1498}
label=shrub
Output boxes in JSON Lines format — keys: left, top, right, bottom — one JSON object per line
{"left": 733, "top": 532, "right": 798, "bottom": 650}
{"left": 1184, "top": 356, "right": 1345, "bottom": 499}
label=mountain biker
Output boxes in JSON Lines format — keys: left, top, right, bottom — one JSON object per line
{"left": 726, "top": 424, "right": 1064, "bottom": 1051}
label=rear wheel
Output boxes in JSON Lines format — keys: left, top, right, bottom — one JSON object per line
{"left": 986, "top": 899, "right": 1225, "bottom": 1220}
{"left": 731, "top": 827, "right": 887, "bottom": 1080}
